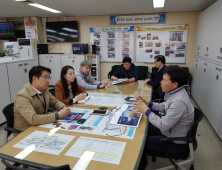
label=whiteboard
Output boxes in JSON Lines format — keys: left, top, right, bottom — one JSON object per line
{"left": 89, "top": 26, "right": 134, "bottom": 62}
{"left": 136, "top": 24, "right": 188, "bottom": 63}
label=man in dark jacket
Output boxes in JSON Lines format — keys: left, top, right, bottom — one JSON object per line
{"left": 111, "top": 57, "right": 139, "bottom": 83}
{"left": 145, "top": 55, "right": 166, "bottom": 90}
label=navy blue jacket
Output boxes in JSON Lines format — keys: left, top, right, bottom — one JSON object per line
{"left": 113, "top": 63, "right": 139, "bottom": 81}
{"left": 147, "top": 65, "right": 166, "bottom": 90}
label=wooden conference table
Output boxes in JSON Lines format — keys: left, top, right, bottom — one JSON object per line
{"left": 0, "top": 80, "right": 152, "bottom": 170}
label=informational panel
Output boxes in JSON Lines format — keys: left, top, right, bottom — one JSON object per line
{"left": 136, "top": 24, "right": 188, "bottom": 63}
{"left": 89, "top": 26, "right": 134, "bottom": 62}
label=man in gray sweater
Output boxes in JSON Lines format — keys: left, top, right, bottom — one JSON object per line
{"left": 75, "top": 60, "right": 108, "bottom": 90}
{"left": 135, "top": 65, "right": 194, "bottom": 170}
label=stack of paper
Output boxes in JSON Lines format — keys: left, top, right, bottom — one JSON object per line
{"left": 110, "top": 104, "right": 143, "bottom": 128}
{"left": 112, "top": 79, "right": 126, "bottom": 85}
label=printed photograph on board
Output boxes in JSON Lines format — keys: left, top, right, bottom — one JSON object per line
{"left": 96, "top": 46, "right": 100, "bottom": 54}
{"left": 145, "top": 42, "right": 153, "bottom": 47}
{"left": 155, "top": 42, "right": 162, "bottom": 47}
{"left": 137, "top": 35, "right": 141, "bottom": 38}
{"left": 108, "top": 33, "right": 115, "bottom": 38}
{"left": 108, "top": 53, "right": 115, "bottom": 58}
{"left": 93, "top": 33, "right": 100, "bottom": 39}
{"left": 150, "top": 55, "right": 153, "bottom": 59}
{"left": 122, "top": 33, "right": 130, "bottom": 38}
{"left": 108, "top": 46, "right": 115, "bottom": 51}
{"left": 147, "top": 34, "right": 151, "bottom": 40}
{"left": 154, "top": 50, "right": 160, "bottom": 54}
{"left": 153, "top": 36, "right": 159, "bottom": 40}
{"left": 94, "top": 40, "right": 101, "bottom": 46}
{"left": 176, "top": 42, "right": 186, "bottom": 49}
{"left": 145, "top": 48, "right": 152, "bottom": 53}
{"left": 175, "top": 50, "right": 185, "bottom": 57}
{"left": 108, "top": 40, "right": 115, "bottom": 45}
{"left": 165, "top": 50, "right": 169, "bottom": 57}
{"left": 139, "top": 42, "right": 143, "bottom": 48}
{"left": 122, "top": 41, "right": 130, "bottom": 45}
{"left": 122, "top": 47, "right": 129, "bottom": 52}
{"left": 141, "top": 36, "right": 146, "bottom": 40}
{"left": 122, "top": 54, "right": 129, "bottom": 58}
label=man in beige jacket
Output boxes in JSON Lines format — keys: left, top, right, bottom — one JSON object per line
{"left": 14, "top": 66, "right": 71, "bottom": 132}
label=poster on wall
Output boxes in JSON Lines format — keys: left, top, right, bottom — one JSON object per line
{"left": 25, "top": 29, "right": 36, "bottom": 38}
{"left": 89, "top": 26, "right": 134, "bottom": 62}
{"left": 136, "top": 24, "right": 188, "bottom": 63}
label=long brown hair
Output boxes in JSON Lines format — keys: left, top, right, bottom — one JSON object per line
{"left": 60, "top": 65, "right": 78, "bottom": 98}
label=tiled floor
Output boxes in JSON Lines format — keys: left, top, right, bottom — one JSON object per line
{"left": 0, "top": 97, "right": 222, "bottom": 170}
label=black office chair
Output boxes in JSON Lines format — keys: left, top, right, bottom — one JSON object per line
{"left": 181, "top": 67, "right": 192, "bottom": 96}
{"left": 149, "top": 67, "right": 158, "bottom": 79}
{"left": 108, "top": 65, "right": 121, "bottom": 79}
{"left": 1, "top": 159, "right": 70, "bottom": 170}
{"left": 2, "top": 103, "right": 21, "bottom": 143}
{"left": 137, "top": 66, "right": 149, "bottom": 80}
{"left": 49, "top": 88, "right": 55, "bottom": 97}
{"left": 150, "top": 107, "right": 204, "bottom": 170}
{"left": 151, "top": 85, "right": 165, "bottom": 102}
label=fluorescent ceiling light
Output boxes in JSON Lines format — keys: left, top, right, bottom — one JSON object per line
{"left": 70, "top": 35, "right": 78, "bottom": 38}
{"left": 58, "top": 32, "right": 68, "bottom": 36}
{"left": 15, "top": 0, "right": 27, "bottom": 1}
{"left": 29, "top": 3, "right": 61, "bottom": 13}
{"left": 62, "top": 28, "right": 77, "bottom": 32}
{"left": 153, "top": 0, "right": 165, "bottom": 8}
{"left": 47, "top": 29, "right": 57, "bottom": 33}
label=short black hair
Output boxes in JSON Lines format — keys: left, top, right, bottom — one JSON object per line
{"left": 154, "top": 55, "right": 165, "bottom": 64}
{"left": 163, "top": 65, "right": 185, "bottom": 87}
{"left": 122, "top": 57, "right": 132, "bottom": 63}
{"left": 29, "top": 66, "right": 51, "bottom": 83}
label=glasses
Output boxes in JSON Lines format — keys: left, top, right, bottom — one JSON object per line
{"left": 40, "top": 76, "right": 52, "bottom": 81}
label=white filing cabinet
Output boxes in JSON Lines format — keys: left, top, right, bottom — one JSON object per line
{"left": 212, "top": 0, "right": 222, "bottom": 62}
{"left": 191, "top": 58, "right": 201, "bottom": 103}
{"left": 0, "top": 63, "right": 11, "bottom": 124}
{"left": 7, "top": 60, "right": 35, "bottom": 102}
{"left": 199, "top": 1, "right": 219, "bottom": 59}
{"left": 205, "top": 64, "right": 222, "bottom": 135}
{"left": 39, "top": 54, "right": 61, "bottom": 85}
{"left": 61, "top": 54, "right": 85, "bottom": 71}
{"left": 197, "top": 60, "right": 212, "bottom": 114}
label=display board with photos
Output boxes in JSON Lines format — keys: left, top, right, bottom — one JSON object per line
{"left": 136, "top": 25, "right": 188, "bottom": 63}
{"left": 89, "top": 26, "right": 134, "bottom": 62}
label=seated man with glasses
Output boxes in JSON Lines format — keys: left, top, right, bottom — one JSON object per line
{"left": 14, "top": 66, "right": 71, "bottom": 133}
{"left": 145, "top": 55, "right": 166, "bottom": 90}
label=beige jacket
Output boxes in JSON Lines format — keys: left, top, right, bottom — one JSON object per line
{"left": 14, "top": 83, "right": 65, "bottom": 131}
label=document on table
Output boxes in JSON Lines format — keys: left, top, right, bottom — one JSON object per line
{"left": 65, "top": 136, "right": 126, "bottom": 165}
{"left": 13, "top": 131, "right": 74, "bottom": 155}
{"left": 112, "top": 79, "right": 126, "bottom": 85}
{"left": 110, "top": 104, "right": 143, "bottom": 128}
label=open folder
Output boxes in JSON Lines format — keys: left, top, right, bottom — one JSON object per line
{"left": 112, "top": 79, "right": 126, "bottom": 85}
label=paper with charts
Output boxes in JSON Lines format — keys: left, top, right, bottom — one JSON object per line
{"left": 84, "top": 92, "right": 130, "bottom": 107}
{"left": 65, "top": 136, "right": 126, "bottom": 165}
{"left": 39, "top": 107, "right": 136, "bottom": 139}
{"left": 13, "top": 131, "right": 74, "bottom": 155}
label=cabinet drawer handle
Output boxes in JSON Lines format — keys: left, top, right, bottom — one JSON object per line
{"left": 207, "top": 47, "right": 208, "bottom": 51}
{"left": 204, "top": 68, "right": 206, "bottom": 73}
{"left": 216, "top": 75, "right": 219, "bottom": 80}
{"left": 18, "top": 64, "right": 23, "bottom": 67}
{"left": 50, "top": 56, "right": 53, "bottom": 58}
{"left": 24, "top": 63, "right": 28, "bottom": 66}
{"left": 50, "top": 60, "right": 51, "bottom": 62}
{"left": 218, "top": 56, "right": 220, "bottom": 59}
{"left": 72, "top": 60, "right": 74, "bottom": 63}
{"left": 198, "top": 47, "right": 199, "bottom": 50}
{"left": 24, "top": 69, "right": 27, "bottom": 73}
{"left": 46, "top": 56, "right": 49, "bottom": 58}
{"left": 196, "top": 64, "right": 197, "bottom": 68}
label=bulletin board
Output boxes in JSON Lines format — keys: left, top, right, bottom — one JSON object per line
{"left": 136, "top": 24, "right": 188, "bottom": 63}
{"left": 89, "top": 26, "right": 134, "bottom": 62}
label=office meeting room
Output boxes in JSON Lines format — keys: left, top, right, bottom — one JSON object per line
{"left": 0, "top": 0, "right": 222, "bottom": 170}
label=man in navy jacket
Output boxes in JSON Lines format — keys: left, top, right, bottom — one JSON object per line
{"left": 145, "top": 55, "right": 166, "bottom": 90}
{"left": 111, "top": 57, "right": 138, "bottom": 83}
